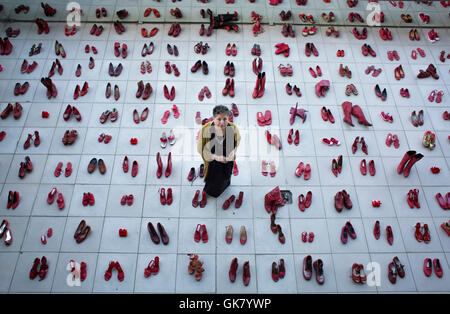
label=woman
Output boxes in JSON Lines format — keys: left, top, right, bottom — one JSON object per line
{"left": 197, "top": 105, "right": 241, "bottom": 197}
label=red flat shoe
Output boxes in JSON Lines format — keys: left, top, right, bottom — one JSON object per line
{"left": 29, "top": 257, "right": 40, "bottom": 279}
{"left": 272, "top": 262, "right": 279, "bottom": 282}
{"left": 47, "top": 187, "right": 57, "bottom": 204}
{"left": 433, "top": 258, "right": 443, "bottom": 278}
{"left": 423, "top": 224, "right": 430, "bottom": 243}
{"left": 38, "top": 256, "right": 48, "bottom": 280}
{"left": 423, "top": 258, "right": 432, "bottom": 277}
{"left": 127, "top": 194, "right": 133, "bottom": 206}
{"left": 386, "top": 225, "right": 394, "bottom": 245}
{"left": 54, "top": 162, "right": 63, "bottom": 177}
{"left": 57, "top": 193, "right": 65, "bottom": 210}
{"left": 121, "top": 195, "right": 127, "bottom": 206}
{"left": 88, "top": 193, "right": 95, "bottom": 206}
{"left": 131, "top": 160, "right": 138, "bottom": 177}
{"left": 303, "top": 164, "right": 311, "bottom": 180}
{"left": 360, "top": 159, "right": 367, "bottom": 175}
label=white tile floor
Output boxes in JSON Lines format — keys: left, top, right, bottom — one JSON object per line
{"left": 0, "top": 7, "right": 450, "bottom": 293}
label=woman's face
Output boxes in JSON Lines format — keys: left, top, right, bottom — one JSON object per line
{"left": 213, "top": 113, "right": 228, "bottom": 129}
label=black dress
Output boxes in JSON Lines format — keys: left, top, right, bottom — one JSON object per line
{"left": 203, "top": 123, "right": 236, "bottom": 198}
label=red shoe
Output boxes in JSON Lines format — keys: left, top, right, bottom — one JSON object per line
{"left": 131, "top": 160, "right": 138, "bottom": 177}
{"left": 156, "top": 153, "right": 163, "bottom": 178}
{"left": 201, "top": 224, "right": 208, "bottom": 242}
{"left": 373, "top": 220, "right": 380, "bottom": 239}
{"left": 386, "top": 225, "right": 394, "bottom": 245}
{"left": 423, "top": 224, "right": 431, "bottom": 243}
{"left": 194, "top": 223, "right": 201, "bottom": 242}
{"left": 121, "top": 195, "right": 127, "bottom": 206}
{"left": 29, "top": 257, "right": 40, "bottom": 279}
{"left": 57, "top": 193, "right": 65, "bottom": 210}
{"left": 277, "top": 225, "right": 285, "bottom": 244}
{"left": 423, "top": 258, "right": 432, "bottom": 277}
{"left": 271, "top": 262, "right": 279, "bottom": 282}
{"left": 222, "top": 195, "right": 235, "bottom": 210}
{"left": 433, "top": 258, "right": 443, "bottom": 278}
{"left": 115, "top": 261, "right": 125, "bottom": 282}
{"left": 38, "top": 256, "right": 49, "bottom": 280}
{"left": 104, "top": 261, "right": 115, "bottom": 281}
{"left": 225, "top": 225, "right": 233, "bottom": 244}
{"left": 165, "top": 152, "right": 172, "bottom": 177}
{"left": 127, "top": 194, "right": 133, "bottom": 206}
{"left": 278, "top": 259, "right": 286, "bottom": 278}
{"left": 88, "top": 192, "right": 95, "bottom": 206}
{"left": 47, "top": 187, "right": 57, "bottom": 204}
{"left": 199, "top": 190, "right": 207, "bottom": 208}
{"left": 415, "top": 222, "right": 423, "bottom": 242}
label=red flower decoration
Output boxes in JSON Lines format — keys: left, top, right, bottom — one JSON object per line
{"left": 430, "top": 167, "right": 440, "bottom": 174}
{"left": 372, "top": 200, "right": 381, "bottom": 207}
{"left": 119, "top": 229, "right": 128, "bottom": 237}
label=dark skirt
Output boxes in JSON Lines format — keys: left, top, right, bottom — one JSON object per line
{"left": 203, "top": 160, "right": 234, "bottom": 198}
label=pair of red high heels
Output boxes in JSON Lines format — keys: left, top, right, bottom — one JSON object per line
{"left": 298, "top": 191, "right": 312, "bottom": 212}
{"left": 435, "top": 192, "right": 450, "bottom": 210}
{"left": 18, "top": 156, "right": 33, "bottom": 179}
{"left": 229, "top": 258, "right": 250, "bottom": 286}
{"left": 331, "top": 155, "right": 343, "bottom": 178}
{"left": 156, "top": 152, "right": 172, "bottom": 178}
{"left": 192, "top": 190, "right": 207, "bottom": 208}
{"left": 1, "top": 102, "right": 22, "bottom": 120}
{"left": 48, "top": 57, "right": 63, "bottom": 75}
{"left": 104, "top": 261, "right": 124, "bottom": 281}
{"left": 222, "top": 192, "right": 244, "bottom": 210}
{"left": 73, "top": 82, "right": 88, "bottom": 99}
{"left": 7, "top": 191, "right": 19, "bottom": 209}
{"left": 23, "top": 131, "right": 40, "bottom": 150}
{"left": 29, "top": 256, "right": 48, "bottom": 280}
{"left": 144, "top": 257, "right": 160, "bottom": 277}
{"left": 415, "top": 223, "right": 430, "bottom": 243}
{"left": 271, "top": 259, "right": 286, "bottom": 282}
{"left": 373, "top": 221, "right": 394, "bottom": 245}
{"left": 194, "top": 224, "right": 208, "bottom": 243}
{"left": 159, "top": 188, "right": 173, "bottom": 205}
{"left": 163, "top": 85, "right": 175, "bottom": 101}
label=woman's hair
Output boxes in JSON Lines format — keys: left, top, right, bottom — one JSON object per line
{"left": 213, "top": 105, "right": 229, "bottom": 117}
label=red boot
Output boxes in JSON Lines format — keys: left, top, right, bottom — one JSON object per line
{"left": 351, "top": 105, "right": 372, "bottom": 126}
{"left": 341, "top": 101, "right": 354, "bottom": 126}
